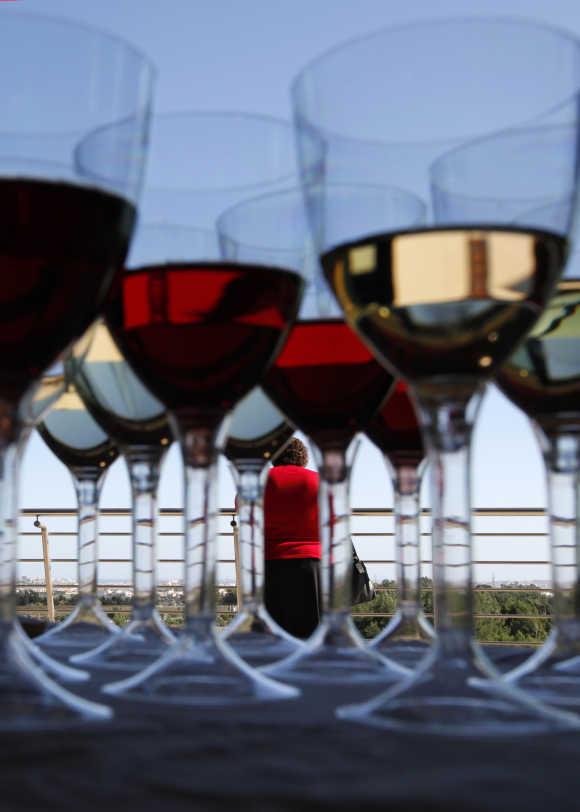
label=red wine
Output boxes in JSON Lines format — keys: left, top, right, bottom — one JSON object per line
{"left": 107, "top": 263, "right": 302, "bottom": 426}
{"left": 366, "top": 380, "right": 424, "bottom": 468}
{"left": 264, "top": 319, "right": 394, "bottom": 449}
{"left": 0, "top": 179, "right": 135, "bottom": 403}
{"left": 322, "top": 227, "right": 567, "bottom": 392}
{"left": 497, "top": 279, "right": 580, "bottom": 434}
{"left": 38, "top": 385, "right": 119, "bottom": 472}
{"left": 225, "top": 387, "right": 293, "bottom": 463}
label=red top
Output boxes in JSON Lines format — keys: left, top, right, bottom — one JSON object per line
{"left": 264, "top": 465, "right": 321, "bottom": 560}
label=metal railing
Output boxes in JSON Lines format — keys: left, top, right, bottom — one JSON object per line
{"left": 16, "top": 506, "right": 554, "bottom": 644}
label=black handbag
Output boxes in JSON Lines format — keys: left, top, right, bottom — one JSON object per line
{"left": 351, "top": 543, "right": 375, "bottom": 605}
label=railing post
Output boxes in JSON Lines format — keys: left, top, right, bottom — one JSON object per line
{"left": 34, "top": 515, "right": 55, "bottom": 623}
{"left": 231, "top": 517, "right": 242, "bottom": 612}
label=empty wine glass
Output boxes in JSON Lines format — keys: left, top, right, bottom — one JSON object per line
{"left": 366, "top": 381, "right": 435, "bottom": 668}
{"left": 0, "top": 12, "right": 154, "bottom": 727}
{"left": 68, "top": 319, "right": 176, "bottom": 672}
{"left": 221, "top": 387, "right": 302, "bottom": 666}
{"left": 293, "top": 19, "right": 580, "bottom": 734}
{"left": 220, "top": 185, "right": 425, "bottom": 685}
{"left": 101, "top": 112, "right": 308, "bottom": 706}
{"left": 35, "top": 381, "right": 120, "bottom": 649}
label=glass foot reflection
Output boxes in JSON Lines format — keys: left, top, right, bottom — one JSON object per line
{"left": 222, "top": 606, "right": 304, "bottom": 667}
{"left": 35, "top": 599, "right": 120, "bottom": 651}
{"left": 16, "top": 622, "right": 89, "bottom": 683}
{"left": 369, "top": 610, "right": 435, "bottom": 669}
{"left": 338, "top": 635, "right": 580, "bottom": 736}
{"left": 263, "top": 613, "right": 409, "bottom": 685}
{"left": 71, "top": 611, "right": 176, "bottom": 672}
{"left": 103, "top": 625, "right": 300, "bottom": 706}
{"left": 0, "top": 626, "right": 111, "bottom": 729}
{"left": 504, "top": 629, "right": 580, "bottom": 710}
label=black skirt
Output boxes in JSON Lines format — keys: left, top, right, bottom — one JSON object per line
{"left": 264, "top": 558, "right": 321, "bottom": 640}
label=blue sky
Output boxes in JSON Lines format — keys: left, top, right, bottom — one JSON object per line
{"left": 10, "top": 0, "right": 578, "bottom": 584}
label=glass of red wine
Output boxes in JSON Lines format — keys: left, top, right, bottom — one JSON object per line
{"left": 0, "top": 13, "right": 154, "bottom": 727}
{"left": 221, "top": 387, "right": 301, "bottom": 666}
{"left": 366, "top": 381, "right": 435, "bottom": 668}
{"left": 219, "top": 185, "right": 426, "bottom": 686}
{"left": 293, "top": 19, "right": 580, "bottom": 735}
{"left": 66, "top": 319, "right": 176, "bottom": 673}
{"left": 101, "top": 112, "right": 309, "bottom": 706}
{"left": 35, "top": 381, "right": 120, "bottom": 650}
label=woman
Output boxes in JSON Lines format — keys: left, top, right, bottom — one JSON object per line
{"left": 264, "top": 437, "right": 321, "bottom": 639}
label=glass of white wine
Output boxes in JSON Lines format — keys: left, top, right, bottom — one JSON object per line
{"left": 292, "top": 19, "right": 580, "bottom": 736}
{"left": 67, "top": 320, "right": 176, "bottom": 673}
{"left": 494, "top": 198, "right": 580, "bottom": 711}
{"left": 35, "top": 381, "right": 120, "bottom": 650}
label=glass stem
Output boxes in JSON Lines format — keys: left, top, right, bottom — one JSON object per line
{"left": 317, "top": 439, "right": 360, "bottom": 618}
{"left": 181, "top": 426, "right": 220, "bottom": 638}
{"left": 390, "top": 461, "right": 423, "bottom": 618}
{"left": 538, "top": 429, "right": 580, "bottom": 641}
{"left": 233, "top": 463, "right": 265, "bottom": 612}
{"left": 126, "top": 448, "right": 164, "bottom": 621}
{"left": 415, "top": 388, "right": 483, "bottom": 654}
{"left": 72, "top": 470, "right": 104, "bottom": 608}
{"left": 0, "top": 441, "right": 20, "bottom": 627}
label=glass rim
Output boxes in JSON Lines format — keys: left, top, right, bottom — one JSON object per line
{"left": 291, "top": 15, "right": 580, "bottom": 148}
{"left": 2, "top": 9, "right": 157, "bottom": 79}
{"left": 429, "top": 122, "right": 577, "bottom": 201}
{"left": 216, "top": 181, "right": 427, "bottom": 252}
{"left": 144, "top": 110, "right": 297, "bottom": 194}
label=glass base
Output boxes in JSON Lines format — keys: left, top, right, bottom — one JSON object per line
{"left": 368, "top": 610, "right": 435, "bottom": 668}
{"left": 221, "top": 604, "right": 304, "bottom": 667}
{"left": 15, "top": 621, "right": 89, "bottom": 683}
{"left": 504, "top": 627, "right": 580, "bottom": 710}
{"left": 262, "top": 611, "right": 410, "bottom": 685}
{"left": 35, "top": 598, "right": 120, "bottom": 650}
{"left": 102, "top": 619, "right": 300, "bottom": 707}
{"left": 70, "top": 610, "right": 176, "bottom": 672}
{"left": 338, "top": 633, "right": 580, "bottom": 737}
{"left": 0, "top": 624, "right": 111, "bottom": 729}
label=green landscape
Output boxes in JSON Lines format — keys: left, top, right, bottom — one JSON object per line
{"left": 17, "top": 578, "right": 552, "bottom": 644}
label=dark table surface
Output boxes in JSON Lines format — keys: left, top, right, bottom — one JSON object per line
{"left": 4, "top": 644, "right": 580, "bottom": 812}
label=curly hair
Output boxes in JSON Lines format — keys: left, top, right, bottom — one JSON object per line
{"left": 272, "top": 437, "right": 309, "bottom": 467}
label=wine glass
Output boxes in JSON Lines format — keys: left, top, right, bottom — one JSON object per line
{"left": 35, "top": 381, "right": 120, "bottom": 649}
{"left": 15, "top": 369, "right": 91, "bottom": 684}
{"left": 0, "top": 12, "right": 154, "bottom": 727}
{"left": 292, "top": 19, "right": 580, "bottom": 734}
{"left": 221, "top": 387, "right": 302, "bottom": 666}
{"left": 493, "top": 198, "right": 580, "bottom": 709}
{"left": 366, "top": 381, "right": 435, "bottom": 668}
{"left": 219, "top": 185, "right": 425, "bottom": 685}
{"left": 66, "top": 319, "right": 176, "bottom": 672}
{"left": 101, "top": 112, "right": 310, "bottom": 706}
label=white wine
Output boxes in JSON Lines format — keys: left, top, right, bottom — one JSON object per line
{"left": 498, "top": 279, "right": 580, "bottom": 431}
{"left": 38, "top": 383, "right": 118, "bottom": 471}
{"left": 322, "top": 227, "right": 567, "bottom": 391}
{"left": 72, "top": 321, "right": 171, "bottom": 449}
